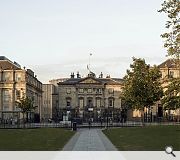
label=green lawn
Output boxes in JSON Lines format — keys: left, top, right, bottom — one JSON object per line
{"left": 103, "top": 125, "right": 180, "bottom": 151}
{"left": 0, "top": 128, "right": 75, "bottom": 151}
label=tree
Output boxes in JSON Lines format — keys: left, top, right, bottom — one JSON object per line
{"left": 122, "top": 58, "right": 163, "bottom": 121}
{"left": 16, "top": 96, "right": 37, "bottom": 128}
{"left": 159, "top": 0, "right": 180, "bottom": 120}
{"left": 158, "top": 0, "right": 180, "bottom": 78}
{"left": 158, "top": 0, "right": 180, "bottom": 59}
{"left": 161, "top": 78, "right": 180, "bottom": 110}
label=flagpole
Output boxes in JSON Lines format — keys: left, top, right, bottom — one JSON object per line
{"left": 88, "top": 53, "right": 92, "bottom": 73}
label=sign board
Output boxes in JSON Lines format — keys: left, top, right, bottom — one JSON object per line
{"left": 88, "top": 108, "right": 93, "bottom": 111}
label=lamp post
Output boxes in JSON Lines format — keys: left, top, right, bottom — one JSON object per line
{"left": 106, "top": 108, "right": 109, "bottom": 129}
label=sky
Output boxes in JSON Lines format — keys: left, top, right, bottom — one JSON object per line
{"left": 0, "top": 0, "right": 168, "bottom": 83}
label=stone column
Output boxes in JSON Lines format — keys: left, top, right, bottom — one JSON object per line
{"left": 93, "top": 95, "right": 96, "bottom": 108}
{"left": 84, "top": 96, "right": 87, "bottom": 108}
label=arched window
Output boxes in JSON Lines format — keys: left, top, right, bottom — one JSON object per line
{"left": 66, "top": 97, "right": 72, "bottom": 108}
{"left": 108, "top": 97, "right": 114, "bottom": 107}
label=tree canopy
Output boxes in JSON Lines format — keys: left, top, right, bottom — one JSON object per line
{"left": 122, "top": 58, "right": 163, "bottom": 110}
{"left": 16, "top": 96, "right": 37, "bottom": 114}
{"left": 159, "top": 0, "right": 180, "bottom": 111}
{"left": 161, "top": 78, "right": 180, "bottom": 110}
{"left": 16, "top": 96, "right": 37, "bottom": 127}
{"left": 158, "top": 0, "right": 180, "bottom": 58}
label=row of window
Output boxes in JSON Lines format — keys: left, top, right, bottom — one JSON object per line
{"left": 1, "top": 106, "right": 21, "bottom": 111}
{"left": 79, "top": 88, "right": 102, "bottom": 93}
{"left": 0, "top": 72, "right": 43, "bottom": 88}
{"left": 27, "top": 75, "right": 42, "bottom": 89}
{"left": 67, "top": 88, "right": 102, "bottom": 94}
{"left": 161, "top": 70, "right": 176, "bottom": 78}
{"left": 66, "top": 88, "right": 103, "bottom": 94}
{"left": 0, "top": 72, "right": 23, "bottom": 82}
{"left": 65, "top": 98, "right": 114, "bottom": 108}
{"left": 2, "top": 89, "right": 24, "bottom": 101}
{"left": 66, "top": 88, "right": 114, "bottom": 94}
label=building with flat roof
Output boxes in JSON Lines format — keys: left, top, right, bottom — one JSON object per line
{"left": 42, "top": 84, "right": 58, "bottom": 122}
{"left": 0, "top": 56, "right": 43, "bottom": 123}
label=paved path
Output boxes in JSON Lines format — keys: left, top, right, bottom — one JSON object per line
{"left": 63, "top": 128, "right": 117, "bottom": 151}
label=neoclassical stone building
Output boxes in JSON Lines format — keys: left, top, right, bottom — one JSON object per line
{"left": 0, "top": 56, "right": 43, "bottom": 123}
{"left": 58, "top": 72, "right": 124, "bottom": 122}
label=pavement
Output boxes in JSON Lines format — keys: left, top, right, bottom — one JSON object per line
{"left": 63, "top": 128, "right": 117, "bottom": 151}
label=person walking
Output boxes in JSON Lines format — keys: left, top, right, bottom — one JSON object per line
{"left": 88, "top": 118, "right": 91, "bottom": 129}
{"left": 100, "top": 118, "right": 103, "bottom": 128}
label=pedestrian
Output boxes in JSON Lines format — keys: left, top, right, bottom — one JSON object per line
{"left": 100, "top": 118, "right": 103, "bottom": 128}
{"left": 88, "top": 118, "right": 91, "bottom": 129}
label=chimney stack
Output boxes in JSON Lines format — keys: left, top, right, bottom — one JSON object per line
{"left": 70, "top": 72, "right": 75, "bottom": 78}
{"left": 77, "top": 71, "right": 81, "bottom": 78}
{"left": 99, "top": 72, "right": 103, "bottom": 78}
{"left": 106, "top": 74, "right": 110, "bottom": 78}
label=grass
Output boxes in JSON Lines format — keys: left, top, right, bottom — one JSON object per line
{"left": 0, "top": 128, "right": 75, "bottom": 151}
{"left": 103, "top": 125, "right": 180, "bottom": 151}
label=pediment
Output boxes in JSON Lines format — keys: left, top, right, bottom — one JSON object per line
{"left": 79, "top": 78, "right": 101, "bottom": 84}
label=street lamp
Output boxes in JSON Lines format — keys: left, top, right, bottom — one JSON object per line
{"left": 106, "top": 107, "right": 109, "bottom": 129}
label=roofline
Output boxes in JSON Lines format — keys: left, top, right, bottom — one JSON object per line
{"left": 0, "top": 57, "right": 22, "bottom": 69}
{"left": 158, "top": 58, "right": 180, "bottom": 68}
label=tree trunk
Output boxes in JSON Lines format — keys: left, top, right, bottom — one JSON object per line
{"left": 23, "top": 113, "right": 25, "bottom": 128}
{"left": 26, "top": 112, "right": 28, "bottom": 123}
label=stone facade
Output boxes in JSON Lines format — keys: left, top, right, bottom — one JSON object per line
{"left": 48, "top": 78, "right": 68, "bottom": 121}
{"left": 42, "top": 84, "right": 56, "bottom": 121}
{"left": 58, "top": 72, "right": 124, "bottom": 122}
{"left": 159, "top": 59, "right": 180, "bottom": 79}
{"left": 0, "top": 56, "right": 42, "bottom": 122}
